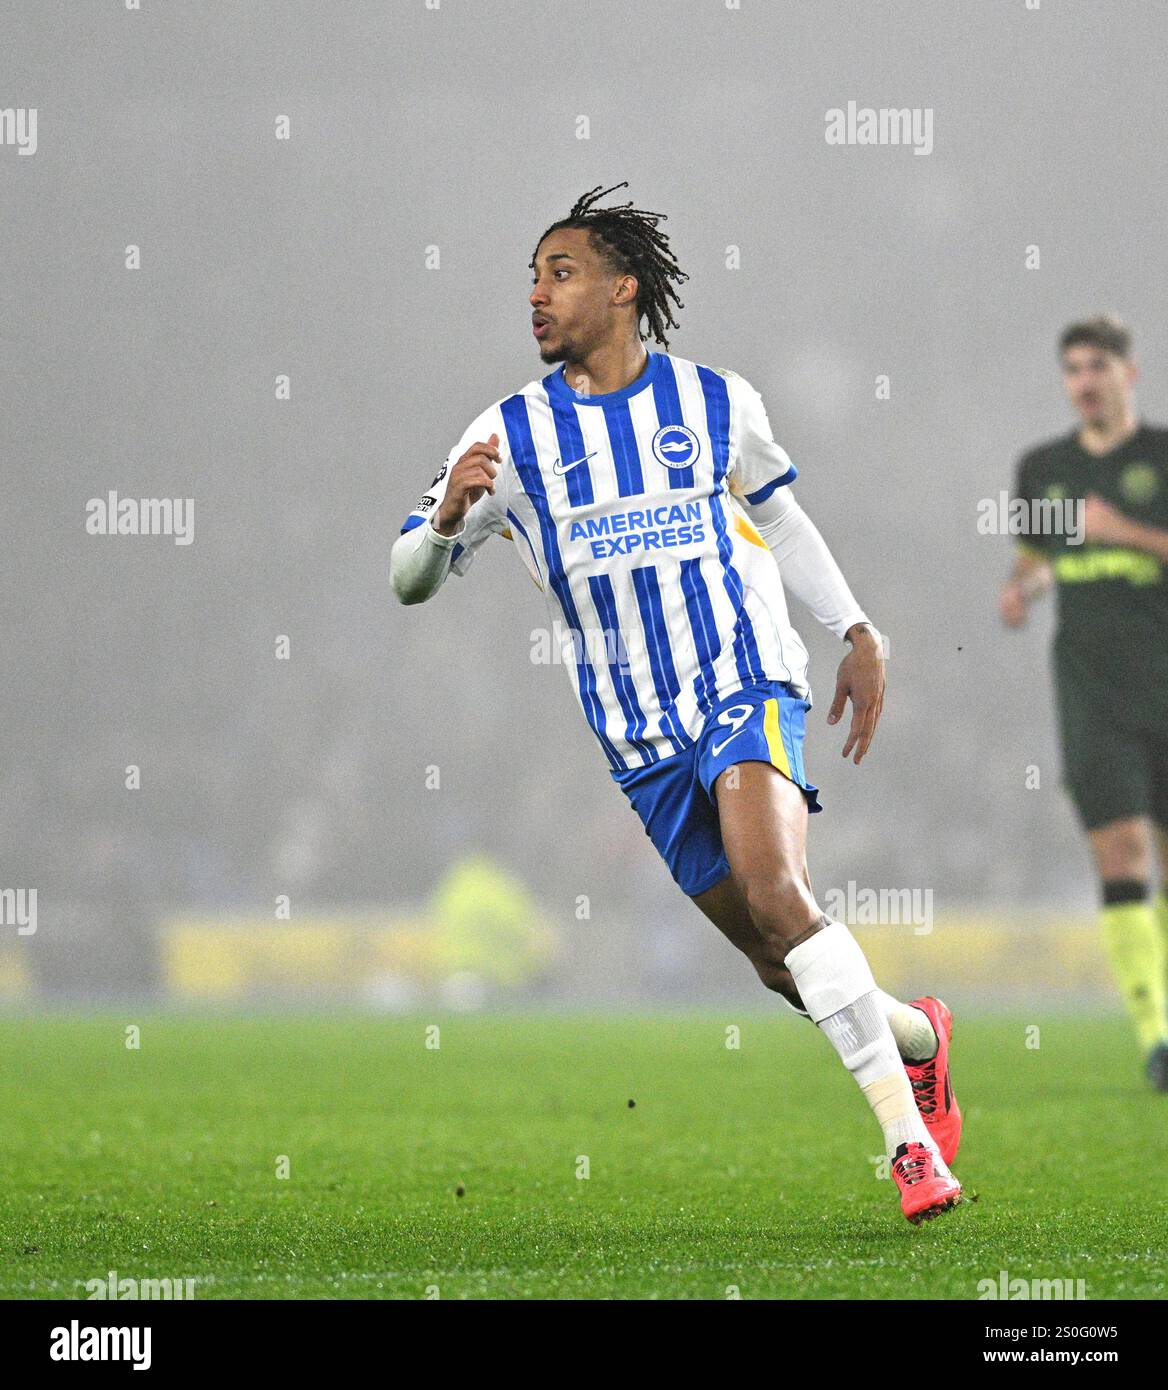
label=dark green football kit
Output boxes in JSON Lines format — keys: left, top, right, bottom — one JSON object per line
{"left": 1013, "top": 423, "right": 1168, "bottom": 830}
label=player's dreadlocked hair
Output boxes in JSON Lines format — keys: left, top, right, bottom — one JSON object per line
{"left": 530, "top": 182, "right": 689, "bottom": 349}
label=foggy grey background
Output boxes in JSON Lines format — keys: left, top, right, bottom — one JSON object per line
{"left": 4, "top": 1, "right": 1166, "bottom": 997}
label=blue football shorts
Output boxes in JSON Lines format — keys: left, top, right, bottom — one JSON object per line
{"left": 612, "top": 679, "right": 820, "bottom": 898}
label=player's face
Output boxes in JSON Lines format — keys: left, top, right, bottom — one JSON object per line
{"left": 1061, "top": 345, "right": 1136, "bottom": 428}
{"left": 529, "top": 227, "right": 630, "bottom": 367}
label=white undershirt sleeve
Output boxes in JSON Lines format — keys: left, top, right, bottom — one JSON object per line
{"left": 741, "top": 485, "right": 872, "bottom": 641}
{"left": 390, "top": 515, "right": 465, "bottom": 605}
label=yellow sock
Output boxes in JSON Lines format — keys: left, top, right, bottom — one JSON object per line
{"left": 1100, "top": 900, "right": 1168, "bottom": 1053}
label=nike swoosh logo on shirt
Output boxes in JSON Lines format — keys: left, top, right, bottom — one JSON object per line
{"left": 552, "top": 451, "right": 598, "bottom": 476}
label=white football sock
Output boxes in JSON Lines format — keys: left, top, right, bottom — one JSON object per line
{"left": 785, "top": 921, "right": 948, "bottom": 1169}
{"left": 781, "top": 986, "right": 936, "bottom": 1061}
{"left": 875, "top": 991, "right": 938, "bottom": 1064}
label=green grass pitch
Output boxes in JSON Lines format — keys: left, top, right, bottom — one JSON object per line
{"left": 1, "top": 1012, "right": 1164, "bottom": 1299}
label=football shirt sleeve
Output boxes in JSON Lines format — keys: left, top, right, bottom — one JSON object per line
{"left": 1011, "top": 451, "right": 1050, "bottom": 558}
{"left": 738, "top": 486, "right": 871, "bottom": 641}
{"left": 399, "top": 406, "right": 509, "bottom": 577}
{"left": 724, "top": 370, "right": 798, "bottom": 505}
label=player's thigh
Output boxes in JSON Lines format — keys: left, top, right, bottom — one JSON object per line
{"left": 715, "top": 760, "right": 808, "bottom": 882}
{"left": 712, "top": 760, "right": 821, "bottom": 940}
{"left": 693, "top": 683, "right": 821, "bottom": 929}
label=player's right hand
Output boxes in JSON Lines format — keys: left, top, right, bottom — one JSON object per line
{"left": 434, "top": 434, "right": 501, "bottom": 536}
{"left": 998, "top": 581, "right": 1027, "bottom": 628}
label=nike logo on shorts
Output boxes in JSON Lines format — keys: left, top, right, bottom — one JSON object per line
{"left": 711, "top": 727, "right": 749, "bottom": 757}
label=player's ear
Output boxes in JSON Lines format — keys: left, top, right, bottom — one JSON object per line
{"left": 613, "top": 273, "right": 638, "bottom": 308}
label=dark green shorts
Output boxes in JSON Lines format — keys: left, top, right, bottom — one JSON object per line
{"left": 1056, "top": 660, "right": 1168, "bottom": 831}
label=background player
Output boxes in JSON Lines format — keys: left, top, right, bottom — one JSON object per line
{"left": 1001, "top": 316, "right": 1168, "bottom": 1089}
{"left": 392, "top": 184, "right": 964, "bottom": 1220}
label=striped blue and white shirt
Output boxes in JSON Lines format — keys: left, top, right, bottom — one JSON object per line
{"left": 400, "top": 351, "right": 811, "bottom": 773}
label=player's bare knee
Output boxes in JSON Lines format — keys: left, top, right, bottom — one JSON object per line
{"left": 742, "top": 872, "right": 819, "bottom": 949}
{"left": 1093, "top": 822, "right": 1152, "bottom": 881}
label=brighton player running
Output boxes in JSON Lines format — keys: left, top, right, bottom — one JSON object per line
{"left": 391, "top": 184, "right": 963, "bottom": 1223}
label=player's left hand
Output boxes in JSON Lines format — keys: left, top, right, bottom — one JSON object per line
{"left": 1082, "top": 493, "right": 1132, "bottom": 545}
{"left": 827, "top": 624, "right": 885, "bottom": 765}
